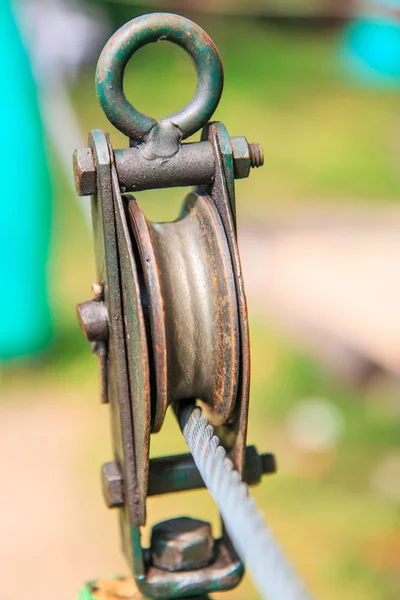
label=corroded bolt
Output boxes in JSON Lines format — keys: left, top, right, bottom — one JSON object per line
{"left": 76, "top": 299, "right": 109, "bottom": 342}
{"left": 261, "top": 451, "right": 276, "bottom": 475}
{"left": 151, "top": 517, "right": 214, "bottom": 572}
{"left": 231, "top": 136, "right": 264, "bottom": 179}
{"left": 73, "top": 147, "right": 96, "bottom": 196}
{"left": 249, "top": 142, "right": 264, "bottom": 168}
{"left": 101, "top": 461, "right": 124, "bottom": 508}
{"left": 243, "top": 446, "right": 276, "bottom": 486}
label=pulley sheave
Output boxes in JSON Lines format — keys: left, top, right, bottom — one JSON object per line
{"left": 128, "top": 192, "right": 240, "bottom": 432}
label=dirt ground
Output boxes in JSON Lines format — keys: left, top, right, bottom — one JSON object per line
{"left": 240, "top": 209, "right": 400, "bottom": 380}
{"left": 0, "top": 394, "right": 125, "bottom": 600}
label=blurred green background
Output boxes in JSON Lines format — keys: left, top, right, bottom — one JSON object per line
{"left": 2, "top": 1, "right": 400, "bottom": 599}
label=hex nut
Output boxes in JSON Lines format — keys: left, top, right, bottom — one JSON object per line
{"left": 101, "top": 461, "right": 124, "bottom": 508}
{"left": 151, "top": 517, "right": 214, "bottom": 572}
{"left": 73, "top": 147, "right": 96, "bottom": 196}
{"left": 231, "top": 136, "right": 251, "bottom": 179}
{"left": 76, "top": 299, "right": 109, "bottom": 342}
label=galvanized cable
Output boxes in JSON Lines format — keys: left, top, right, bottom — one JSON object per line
{"left": 180, "top": 405, "right": 313, "bottom": 600}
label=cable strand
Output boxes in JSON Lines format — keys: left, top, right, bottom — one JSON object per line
{"left": 180, "top": 406, "right": 313, "bottom": 600}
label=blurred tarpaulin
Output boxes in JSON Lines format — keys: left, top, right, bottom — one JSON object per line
{"left": 342, "top": 0, "right": 400, "bottom": 84}
{"left": 0, "top": 0, "right": 108, "bottom": 362}
{"left": 0, "top": 0, "right": 52, "bottom": 360}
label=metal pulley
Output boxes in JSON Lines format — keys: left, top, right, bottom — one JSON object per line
{"left": 73, "top": 13, "right": 270, "bottom": 599}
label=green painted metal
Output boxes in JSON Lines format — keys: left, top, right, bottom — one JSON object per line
{"left": 213, "top": 123, "right": 236, "bottom": 218}
{"left": 76, "top": 11, "right": 265, "bottom": 600}
{"left": 96, "top": 13, "right": 223, "bottom": 141}
{"left": 201, "top": 122, "right": 236, "bottom": 220}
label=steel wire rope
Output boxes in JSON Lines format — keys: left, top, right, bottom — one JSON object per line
{"left": 179, "top": 405, "right": 313, "bottom": 600}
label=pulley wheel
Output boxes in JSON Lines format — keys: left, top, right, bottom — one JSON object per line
{"left": 128, "top": 192, "right": 239, "bottom": 432}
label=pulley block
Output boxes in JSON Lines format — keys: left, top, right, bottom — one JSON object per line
{"left": 73, "top": 12, "right": 271, "bottom": 599}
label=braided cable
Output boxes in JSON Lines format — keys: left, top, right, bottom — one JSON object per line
{"left": 180, "top": 406, "right": 313, "bottom": 600}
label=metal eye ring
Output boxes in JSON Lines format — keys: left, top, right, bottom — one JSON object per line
{"left": 96, "top": 12, "right": 224, "bottom": 141}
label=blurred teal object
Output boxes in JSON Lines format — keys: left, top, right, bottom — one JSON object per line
{"left": 0, "top": 2, "right": 52, "bottom": 360}
{"left": 342, "top": 0, "right": 400, "bottom": 84}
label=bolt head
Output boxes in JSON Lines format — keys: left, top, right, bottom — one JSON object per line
{"left": 76, "top": 299, "right": 109, "bottom": 342}
{"left": 231, "top": 136, "right": 251, "bottom": 179}
{"left": 73, "top": 147, "right": 96, "bottom": 196}
{"left": 101, "top": 462, "right": 124, "bottom": 508}
{"left": 151, "top": 517, "right": 214, "bottom": 572}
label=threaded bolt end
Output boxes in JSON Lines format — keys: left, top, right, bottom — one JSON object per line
{"left": 260, "top": 452, "right": 276, "bottom": 475}
{"left": 249, "top": 143, "right": 264, "bottom": 168}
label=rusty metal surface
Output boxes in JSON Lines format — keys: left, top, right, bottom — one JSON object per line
{"left": 76, "top": 299, "right": 109, "bottom": 342}
{"left": 86, "top": 130, "right": 141, "bottom": 574}
{"left": 200, "top": 122, "right": 251, "bottom": 476}
{"left": 151, "top": 518, "right": 214, "bottom": 572}
{"left": 74, "top": 11, "right": 267, "bottom": 599}
{"left": 85, "top": 578, "right": 144, "bottom": 599}
{"left": 73, "top": 147, "right": 96, "bottom": 196}
{"left": 101, "top": 461, "right": 124, "bottom": 508}
{"left": 84, "top": 578, "right": 211, "bottom": 599}
{"left": 92, "top": 341, "right": 108, "bottom": 404}
{"left": 128, "top": 192, "right": 239, "bottom": 432}
{"left": 111, "top": 162, "right": 151, "bottom": 527}
{"left": 114, "top": 142, "right": 215, "bottom": 193}
{"left": 75, "top": 139, "right": 260, "bottom": 197}
{"left": 141, "top": 539, "right": 243, "bottom": 599}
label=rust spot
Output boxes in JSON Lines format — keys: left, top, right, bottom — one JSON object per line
{"left": 91, "top": 577, "right": 144, "bottom": 599}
